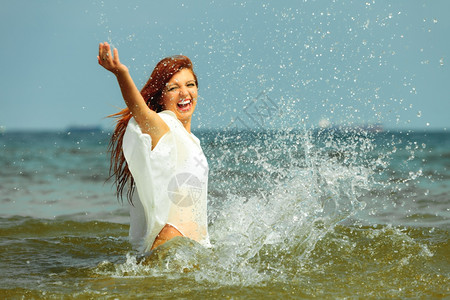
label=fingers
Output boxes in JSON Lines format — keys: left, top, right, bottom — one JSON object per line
{"left": 98, "top": 42, "right": 112, "bottom": 64}
{"left": 98, "top": 42, "right": 106, "bottom": 61}
{"left": 97, "top": 42, "right": 125, "bottom": 74}
{"left": 113, "top": 48, "right": 119, "bottom": 63}
{"left": 98, "top": 43, "right": 102, "bottom": 65}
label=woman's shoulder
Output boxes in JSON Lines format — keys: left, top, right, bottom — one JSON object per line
{"left": 158, "top": 110, "right": 185, "bottom": 131}
{"left": 158, "top": 110, "right": 201, "bottom": 146}
{"left": 158, "top": 110, "right": 177, "bottom": 124}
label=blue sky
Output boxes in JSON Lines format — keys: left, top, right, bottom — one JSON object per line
{"left": 0, "top": 0, "right": 449, "bottom": 131}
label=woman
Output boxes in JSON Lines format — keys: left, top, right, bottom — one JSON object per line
{"left": 98, "top": 42, "right": 210, "bottom": 253}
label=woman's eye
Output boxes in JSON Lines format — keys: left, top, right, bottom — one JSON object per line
{"left": 187, "top": 83, "right": 196, "bottom": 87}
{"left": 168, "top": 86, "right": 177, "bottom": 91}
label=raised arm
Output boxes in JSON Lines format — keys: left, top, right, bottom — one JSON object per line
{"left": 98, "top": 42, "right": 169, "bottom": 149}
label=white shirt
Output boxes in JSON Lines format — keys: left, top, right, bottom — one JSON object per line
{"left": 123, "top": 110, "right": 210, "bottom": 252}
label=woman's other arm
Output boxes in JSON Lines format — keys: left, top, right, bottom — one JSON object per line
{"left": 98, "top": 42, "right": 168, "bottom": 149}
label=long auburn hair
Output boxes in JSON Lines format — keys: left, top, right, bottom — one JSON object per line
{"left": 108, "top": 55, "right": 198, "bottom": 203}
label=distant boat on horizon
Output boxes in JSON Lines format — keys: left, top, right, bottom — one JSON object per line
{"left": 318, "top": 119, "right": 383, "bottom": 133}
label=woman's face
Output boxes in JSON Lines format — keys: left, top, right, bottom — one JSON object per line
{"left": 160, "top": 68, "right": 198, "bottom": 127}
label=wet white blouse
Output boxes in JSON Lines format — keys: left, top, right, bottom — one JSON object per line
{"left": 123, "top": 110, "right": 210, "bottom": 252}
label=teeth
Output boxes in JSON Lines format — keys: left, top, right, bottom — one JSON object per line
{"left": 179, "top": 99, "right": 191, "bottom": 105}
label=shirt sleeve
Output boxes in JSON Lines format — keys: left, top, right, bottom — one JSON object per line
{"left": 123, "top": 118, "right": 153, "bottom": 173}
{"left": 122, "top": 117, "right": 177, "bottom": 252}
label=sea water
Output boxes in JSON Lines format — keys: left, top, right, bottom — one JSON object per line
{"left": 0, "top": 128, "right": 449, "bottom": 298}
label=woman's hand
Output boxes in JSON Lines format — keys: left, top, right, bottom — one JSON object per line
{"left": 98, "top": 42, "right": 128, "bottom": 75}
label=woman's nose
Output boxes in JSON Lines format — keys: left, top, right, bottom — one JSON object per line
{"left": 179, "top": 86, "right": 189, "bottom": 97}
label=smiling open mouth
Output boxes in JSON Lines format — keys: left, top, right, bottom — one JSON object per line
{"left": 177, "top": 99, "right": 192, "bottom": 111}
